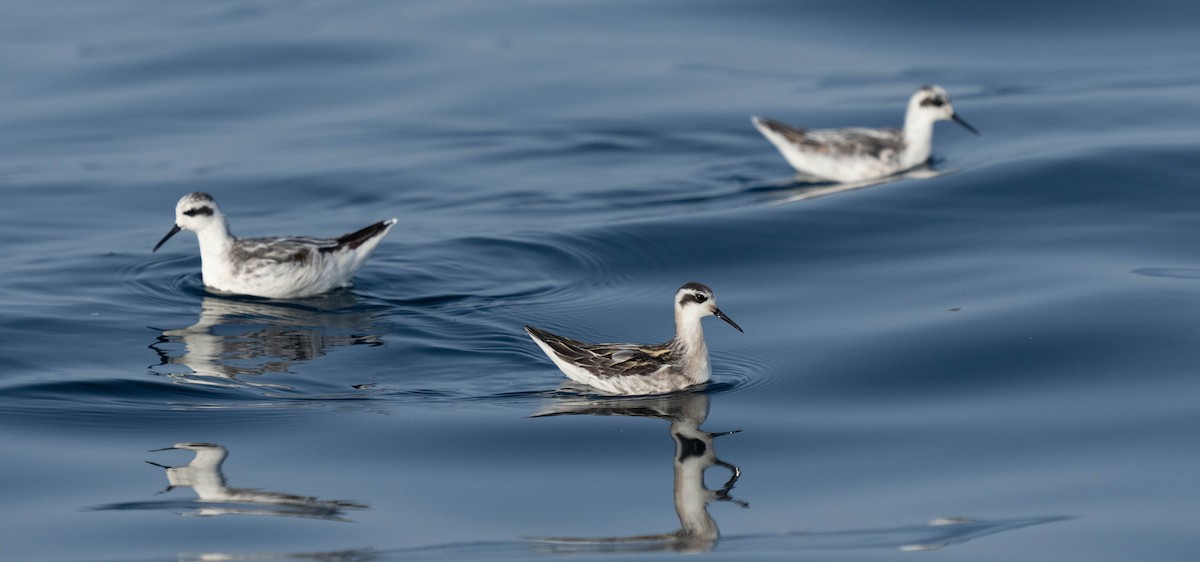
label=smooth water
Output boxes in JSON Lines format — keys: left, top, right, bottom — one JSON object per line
{"left": 2, "top": 1, "right": 1200, "bottom": 560}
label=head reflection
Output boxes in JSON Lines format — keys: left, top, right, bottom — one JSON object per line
{"left": 150, "top": 293, "right": 382, "bottom": 385}
{"left": 141, "top": 442, "right": 368, "bottom": 521}
{"left": 531, "top": 391, "right": 745, "bottom": 554}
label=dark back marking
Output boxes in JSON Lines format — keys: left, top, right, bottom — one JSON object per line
{"left": 320, "top": 220, "right": 393, "bottom": 253}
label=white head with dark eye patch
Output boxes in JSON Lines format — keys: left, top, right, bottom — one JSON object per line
{"left": 912, "top": 85, "right": 955, "bottom": 120}
{"left": 675, "top": 282, "right": 742, "bottom": 333}
{"left": 908, "top": 85, "right": 979, "bottom": 135}
{"left": 153, "top": 192, "right": 228, "bottom": 252}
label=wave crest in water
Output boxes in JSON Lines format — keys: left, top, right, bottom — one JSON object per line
{"left": 1131, "top": 267, "right": 1200, "bottom": 280}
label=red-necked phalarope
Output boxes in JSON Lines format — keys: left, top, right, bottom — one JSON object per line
{"left": 525, "top": 282, "right": 743, "bottom": 395}
{"left": 153, "top": 192, "right": 396, "bottom": 299}
{"left": 752, "top": 85, "right": 978, "bottom": 183}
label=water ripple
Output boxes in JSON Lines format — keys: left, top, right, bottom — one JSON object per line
{"left": 119, "top": 252, "right": 207, "bottom": 310}
{"left": 709, "top": 348, "right": 786, "bottom": 397}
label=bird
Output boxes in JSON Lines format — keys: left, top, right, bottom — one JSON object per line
{"left": 152, "top": 192, "right": 396, "bottom": 299}
{"left": 525, "top": 282, "right": 742, "bottom": 395}
{"left": 752, "top": 85, "right": 978, "bottom": 183}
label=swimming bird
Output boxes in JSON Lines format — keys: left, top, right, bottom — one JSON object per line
{"left": 152, "top": 192, "right": 396, "bottom": 299}
{"left": 525, "top": 282, "right": 742, "bottom": 395}
{"left": 752, "top": 85, "right": 978, "bottom": 183}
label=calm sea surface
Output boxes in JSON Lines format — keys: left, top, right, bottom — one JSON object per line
{"left": 2, "top": 1, "right": 1199, "bottom": 560}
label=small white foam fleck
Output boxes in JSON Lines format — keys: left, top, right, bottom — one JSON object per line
{"left": 930, "top": 516, "right": 975, "bottom": 526}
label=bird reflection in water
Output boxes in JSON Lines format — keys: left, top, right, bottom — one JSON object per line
{"left": 94, "top": 442, "right": 368, "bottom": 521}
{"left": 529, "top": 390, "right": 745, "bottom": 554}
{"left": 517, "top": 390, "right": 1066, "bottom": 556}
{"left": 149, "top": 293, "right": 383, "bottom": 387}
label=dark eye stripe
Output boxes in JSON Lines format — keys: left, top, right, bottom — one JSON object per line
{"left": 920, "top": 97, "right": 947, "bottom": 107}
{"left": 183, "top": 206, "right": 214, "bottom": 217}
{"left": 678, "top": 293, "right": 709, "bottom": 305}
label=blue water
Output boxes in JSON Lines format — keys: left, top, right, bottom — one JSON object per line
{"left": 3, "top": 1, "right": 1200, "bottom": 560}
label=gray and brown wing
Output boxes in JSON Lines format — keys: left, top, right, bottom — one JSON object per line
{"left": 803, "top": 127, "right": 905, "bottom": 159}
{"left": 756, "top": 117, "right": 904, "bottom": 159}
{"left": 231, "top": 237, "right": 336, "bottom": 267}
{"left": 232, "top": 218, "right": 396, "bottom": 266}
{"left": 525, "top": 325, "right": 674, "bottom": 378}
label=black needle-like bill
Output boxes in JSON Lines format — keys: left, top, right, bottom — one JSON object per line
{"left": 952, "top": 113, "right": 980, "bottom": 135}
{"left": 714, "top": 308, "right": 743, "bottom": 333}
{"left": 152, "top": 224, "right": 182, "bottom": 252}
